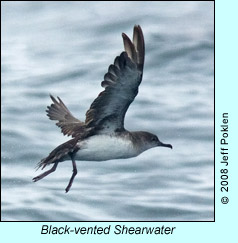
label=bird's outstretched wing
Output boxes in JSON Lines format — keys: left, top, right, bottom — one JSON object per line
{"left": 46, "top": 25, "right": 144, "bottom": 136}
{"left": 46, "top": 95, "right": 87, "bottom": 137}
{"left": 85, "top": 25, "right": 145, "bottom": 132}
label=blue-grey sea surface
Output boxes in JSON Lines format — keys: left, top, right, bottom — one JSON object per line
{"left": 1, "top": 1, "right": 214, "bottom": 221}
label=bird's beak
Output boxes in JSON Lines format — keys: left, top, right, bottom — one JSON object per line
{"left": 158, "top": 141, "right": 173, "bottom": 149}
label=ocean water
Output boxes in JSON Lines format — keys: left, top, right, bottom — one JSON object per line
{"left": 1, "top": 1, "right": 214, "bottom": 221}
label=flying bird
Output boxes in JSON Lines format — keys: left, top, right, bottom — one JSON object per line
{"left": 33, "top": 25, "right": 172, "bottom": 193}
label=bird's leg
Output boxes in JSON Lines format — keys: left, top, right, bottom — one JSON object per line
{"left": 65, "top": 159, "right": 77, "bottom": 193}
{"left": 32, "top": 162, "right": 58, "bottom": 182}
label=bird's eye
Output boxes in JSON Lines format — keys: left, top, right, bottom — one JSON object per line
{"left": 151, "top": 136, "right": 158, "bottom": 142}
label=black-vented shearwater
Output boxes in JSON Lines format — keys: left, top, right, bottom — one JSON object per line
{"left": 33, "top": 25, "right": 172, "bottom": 192}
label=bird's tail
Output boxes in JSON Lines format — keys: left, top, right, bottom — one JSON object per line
{"left": 35, "top": 155, "right": 56, "bottom": 171}
{"left": 35, "top": 138, "right": 79, "bottom": 170}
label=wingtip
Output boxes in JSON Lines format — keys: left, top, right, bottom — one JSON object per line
{"left": 135, "top": 24, "right": 141, "bottom": 28}
{"left": 133, "top": 24, "right": 144, "bottom": 71}
{"left": 133, "top": 25, "right": 144, "bottom": 41}
{"left": 49, "top": 94, "right": 57, "bottom": 103}
{"left": 133, "top": 25, "right": 140, "bottom": 36}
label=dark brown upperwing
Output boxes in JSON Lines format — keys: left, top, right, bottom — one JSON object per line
{"left": 46, "top": 95, "right": 87, "bottom": 137}
{"left": 85, "top": 25, "right": 145, "bottom": 132}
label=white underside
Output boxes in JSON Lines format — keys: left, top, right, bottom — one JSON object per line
{"left": 74, "top": 135, "right": 139, "bottom": 161}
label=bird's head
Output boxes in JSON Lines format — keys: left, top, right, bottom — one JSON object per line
{"left": 135, "top": 131, "right": 172, "bottom": 152}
